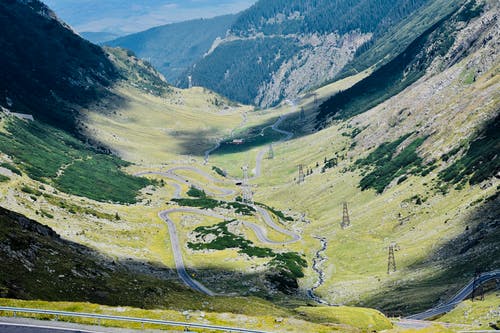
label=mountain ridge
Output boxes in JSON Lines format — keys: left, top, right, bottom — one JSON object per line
{"left": 106, "top": 15, "right": 238, "bottom": 82}
{"left": 0, "top": 0, "right": 118, "bottom": 132}
{"left": 180, "top": 0, "right": 449, "bottom": 108}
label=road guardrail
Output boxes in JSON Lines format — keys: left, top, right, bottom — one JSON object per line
{"left": 0, "top": 306, "right": 272, "bottom": 333}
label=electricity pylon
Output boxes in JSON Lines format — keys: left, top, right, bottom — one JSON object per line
{"left": 387, "top": 243, "right": 397, "bottom": 274}
{"left": 340, "top": 202, "right": 350, "bottom": 229}
{"left": 241, "top": 165, "right": 253, "bottom": 205}
{"left": 267, "top": 144, "right": 274, "bottom": 159}
{"left": 298, "top": 164, "right": 305, "bottom": 184}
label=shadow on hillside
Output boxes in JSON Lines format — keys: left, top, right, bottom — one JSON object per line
{"left": 362, "top": 193, "right": 500, "bottom": 316}
{"left": 0, "top": 206, "right": 311, "bottom": 313}
{"left": 176, "top": 104, "right": 321, "bottom": 157}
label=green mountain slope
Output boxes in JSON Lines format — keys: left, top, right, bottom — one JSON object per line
{"left": 0, "top": 0, "right": 118, "bottom": 132}
{"left": 0, "top": 206, "right": 189, "bottom": 306}
{"left": 316, "top": 1, "right": 484, "bottom": 125}
{"left": 204, "top": 0, "right": 499, "bottom": 315}
{"left": 106, "top": 15, "right": 237, "bottom": 82}
{"left": 0, "top": 0, "right": 171, "bottom": 204}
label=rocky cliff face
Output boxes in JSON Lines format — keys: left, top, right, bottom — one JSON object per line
{"left": 255, "top": 31, "right": 371, "bottom": 107}
{"left": 181, "top": 0, "right": 431, "bottom": 107}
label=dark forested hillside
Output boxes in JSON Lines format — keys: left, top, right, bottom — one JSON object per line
{"left": 231, "top": 0, "right": 429, "bottom": 36}
{"left": 183, "top": 0, "right": 434, "bottom": 107}
{"left": 316, "top": 0, "right": 484, "bottom": 125}
{"left": 0, "top": 0, "right": 118, "bottom": 132}
{"left": 106, "top": 15, "right": 237, "bottom": 82}
{"left": 186, "top": 37, "right": 301, "bottom": 105}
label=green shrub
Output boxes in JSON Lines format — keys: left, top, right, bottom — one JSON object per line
{"left": 40, "top": 210, "right": 54, "bottom": 219}
{"left": 172, "top": 197, "right": 221, "bottom": 209}
{"left": 356, "top": 135, "right": 429, "bottom": 193}
{"left": 0, "top": 162, "right": 22, "bottom": 176}
{"left": 211, "top": 166, "right": 226, "bottom": 177}
{"left": 0, "top": 119, "right": 150, "bottom": 203}
{"left": 397, "top": 175, "right": 408, "bottom": 184}
{"left": 0, "top": 175, "right": 10, "bottom": 182}
{"left": 21, "top": 186, "right": 42, "bottom": 196}
{"left": 173, "top": 198, "right": 255, "bottom": 216}
{"left": 225, "top": 201, "right": 255, "bottom": 216}
{"left": 255, "top": 202, "right": 293, "bottom": 221}
{"left": 439, "top": 115, "right": 499, "bottom": 185}
{"left": 321, "top": 158, "right": 338, "bottom": 173}
{"left": 187, "top": 186, "right": 206, "bottom": 198}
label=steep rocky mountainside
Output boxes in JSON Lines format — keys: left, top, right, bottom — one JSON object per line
{"left": 0, "top": 1, "right": 172, "bottom": 204}
{"left": 0, "top": 206, "right": 189, "bottom": 306}
{"left": 0, "top": 0, "right": 119, "bottom": 132}
{"left": 179, "top": 0, "right": 433, "bottom": 107}
{"left": 317, "top": 0, "right": 491, "bottom": 124}
{"left": 106, "top": 15, "right": 238, "bottom": 82}
{"left": 0, "top": 0, "right": 174, "bottom": 135}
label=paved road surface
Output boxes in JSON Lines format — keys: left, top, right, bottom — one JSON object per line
{"left": 251, "top": 112, "right": 294, "bottom": 179}
{"left": 406, "top": 270, "right": 500, "bottom": 320}
{"left": 137, "top": 105, "right": 301, "bottom": 295}
{"left": 136, "top": 169, "right": 235, "bottom": 197}
{"left": 0, "top": 310, "right": 271, "bottom": 333}
{"left": 158, "top": 206, "right": 301, "bottom": 295}
{"left": 0, "top": 317, "right": 155, "bottom": 333}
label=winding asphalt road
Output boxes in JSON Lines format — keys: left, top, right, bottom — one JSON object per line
{"left": 138, "top": 106, "right": 301, "bottom": 295}
{"left": 136, "top": 168, "right": 236, "bottom": 198}
{"left": 251, "top": 110, "right": 295, "bottom": 179}
{"left": 405, "top": 270, "right": 500, "bottom": 320}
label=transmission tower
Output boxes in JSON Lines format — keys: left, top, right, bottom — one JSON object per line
{"left": 340, "top": 202, "right": 351, "bottom": 229}
{"left": 241, "top": 165, "right": 253, "bottom": 205}
{"left": 298, "top": 164, "right": 305, "bottom": 184}
{"left": 387, "top": 243, "right": 397, "bottom": 274}
{"left": 267, "top": 144, "right": 274, "bottom": 159}
{"left": 300, "top": 107, "right": 306, "bottom": 121}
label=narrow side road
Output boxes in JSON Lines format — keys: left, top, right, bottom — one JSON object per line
{"left": 138, "top": 104, "right": 302, "bottom": 296}
{"left": 405, "top": 270, "right": 500, "bottom": 320}
{"left": 158, "top": 206, "right": 301, "bottom": 296}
